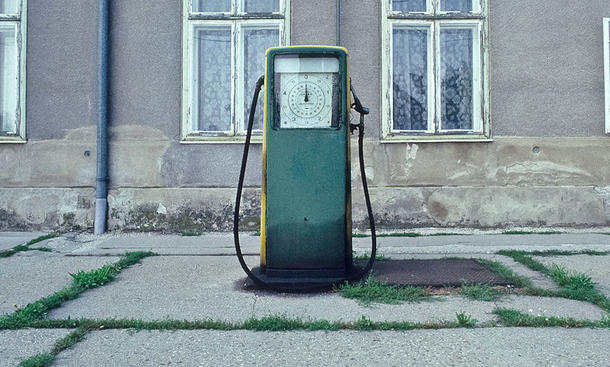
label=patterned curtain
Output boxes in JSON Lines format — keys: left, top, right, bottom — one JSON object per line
{"left": 393, "top": 28, "right": 428, "bottom": 131}
{"left": 244, "top": 28, "right": 279, "bottom": 130}
{"left": 440, "top": 28, "right": 473, "bottom": 130}
{"left": 196, "top": 28, "right": 232, "bottom": 132}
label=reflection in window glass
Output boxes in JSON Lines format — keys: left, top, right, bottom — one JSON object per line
{"left": 245, "top": 0, "right": 280, "bottom": 13}
{"left": 440, "top": 27, "right": 474, "bottom": 130}
{"left": 243, "top": 27, "right": 279, "bottom": 130}
{"left": 195, "top": 28, "right": 232, "bottom": 132}
{"left": 193, "top": 0, "right": 231, "bottom": 13}
{"left": 440, "top": 0, "right": 472, "bottom": 12}
{"left": 0, "top": 0, "right": 17, "bottom": 15}
{"left": 392, "top": 0, "right": 427, "bottom": 13}
{"left": 0, "top": 26, "right": 17, "bottom": 134}
{"left": 393, "top": 28, "right": 428, "bottom": 130}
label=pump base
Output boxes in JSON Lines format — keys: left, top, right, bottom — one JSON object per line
{"left": 243, "top": 266, "right": 365, "bottom": 290}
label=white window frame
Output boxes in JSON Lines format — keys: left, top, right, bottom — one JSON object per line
{"left": 182, "top": 0, "right": 290, "bottom": 143}
{"left": 381, "top": 0, "right": 490, "bottom": 142}
{"left": 0, "top": 0, "right": 27, "bottom": 143}
{"left": 603, "top": 18, "right": 610, "bottom": 134}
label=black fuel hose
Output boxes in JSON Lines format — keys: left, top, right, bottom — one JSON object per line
{"left": 234, "top": 75, "right": 376, "bottom": 292}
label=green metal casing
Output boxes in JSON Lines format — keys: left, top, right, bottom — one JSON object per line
{"left": 261, "top": 46, "right": 352, "bottom": 277}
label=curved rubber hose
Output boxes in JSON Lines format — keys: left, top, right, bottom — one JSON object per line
{"left": 234, "top": 75, "right": 376, "bottom": 292}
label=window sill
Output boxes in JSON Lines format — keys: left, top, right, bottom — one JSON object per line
{"left": 180, "top": 136, "right": 263, "bottom": 144}
{"left": 0, "top": 137, "right": 26, "bottom": 144}
{"left": 380, "top": 134, "right": 492, "bottom": 143}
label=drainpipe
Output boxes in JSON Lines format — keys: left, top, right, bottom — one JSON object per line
{"left": 336, "top": 0, "right": 341, "bottom": 46}
{"left": 94, "top": 0, "right": 110, "bottom": 234}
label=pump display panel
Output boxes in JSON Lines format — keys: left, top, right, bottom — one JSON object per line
{"left": 274, "top": 56, "right": 340, "bottom": 129}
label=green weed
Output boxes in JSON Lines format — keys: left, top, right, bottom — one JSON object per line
{"left": 181, "top": 232, "right": 201, "bottom": 237}
{"left": 18, "top": 354, "right": 55, "bottom": 367}
{"left": 501, "top": 231, "right": 563, "bottom": 235}
{"left": 526, "top": 250, "right": 609, "bottom": 257}
{"left": 0, "top": 234, "right": 58, "bottom": 258}
{"left": 460, "top": 283, "right": 501, "bottom": 302}
{"left": 352, "top": 252, "right": 391, "bottom": 261}
{"left": 493, "top": 309, "right": 595, "bottom": 328}
{"left": 70, "top": 264, "right": 118, "bottom": 289}
{"left": 455, "top": 312, "right": 477, "bottom": 328}
{"left": 338, "top": 277, "right": 427, "bottom": 305}
{"left": 475, "top": 259, "right": 531, "bottom": 289}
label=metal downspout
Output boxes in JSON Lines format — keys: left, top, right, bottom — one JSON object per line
{"left": 94, "top": 0, "right": 110, "bottom": 234}
{"left": 336, "top": 0, "right": 341, "bottom": 46}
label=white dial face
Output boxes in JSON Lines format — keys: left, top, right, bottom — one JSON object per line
{"left": 279, "top": 73, "right": 333, "bottom": 128}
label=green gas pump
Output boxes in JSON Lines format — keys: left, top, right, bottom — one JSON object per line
{"left": 234, "top": 46, "right": 376, "bottom": 291}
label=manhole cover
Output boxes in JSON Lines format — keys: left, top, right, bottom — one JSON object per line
{"left": 369, "top": 259, "right": 512, "bottom": 287}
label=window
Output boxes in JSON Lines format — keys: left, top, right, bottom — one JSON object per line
{"left": 0, "top": 0, "right": 26, "bottom": 142}
{"left": 381, "top": 0, "right": 489, "bottom": 141}
{"left": 604, "top": 18, "right": 610, "bottom": 134}
{"left": 182, "top": 0, "right": 290, "bottom": 141}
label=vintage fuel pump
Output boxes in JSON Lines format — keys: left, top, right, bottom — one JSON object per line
{"left": 234, "top": 46, "right": 376, "bottom": 291}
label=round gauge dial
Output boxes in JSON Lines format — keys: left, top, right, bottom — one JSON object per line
{"left": 279, "top": 73, "right": 333, "bottom": 128}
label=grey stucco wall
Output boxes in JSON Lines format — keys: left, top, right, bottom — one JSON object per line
{"left": 27, "top": 0, "right": 99, "bottom": 141}
{"left": 489, "top": 0, "right": 610, "bottom": 136}
{"left": 1, "top": 0, "right": 610, "bottom": 231}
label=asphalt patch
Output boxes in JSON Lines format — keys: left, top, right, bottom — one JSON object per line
{"left": 370, "top": 259, "right": 513, "bottom": 287}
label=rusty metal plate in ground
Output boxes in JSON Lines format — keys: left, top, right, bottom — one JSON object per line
{"left": 369, "top": 259, "right": 512, "bottom": 287}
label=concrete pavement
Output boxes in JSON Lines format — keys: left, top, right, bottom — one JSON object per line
{"left": 1, "top": 231, "right": 609, "bottom": 366}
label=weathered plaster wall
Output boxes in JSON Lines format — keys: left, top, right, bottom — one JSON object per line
{"left": 1, "top": 1, "right": 610, "bottom": 231}
{"left": 490, "top": 0, "right": 610, "bottom": 136}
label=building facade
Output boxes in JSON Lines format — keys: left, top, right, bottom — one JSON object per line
{"left": 1, "top": 0, "right": 610, "bottom": 232}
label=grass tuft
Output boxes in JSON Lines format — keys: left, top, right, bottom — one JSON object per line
{"left": 51, "top": 326, "right": 92, "bottom": 355}
{"left": 475, "top": 259, "right": 531, "bottom": 289}
{"left": 0, "top": 233, "right": 59, "bottom": 258}
{"left": 455, "top": 312, "right": 477, "bottom": 328}
{"left": 18, "top": 354, "right": 55, "bottom": 367}
{"left": 502, "top": 231, "right": 563, "bottom": 235}
{"left": 181, "top": 232, "right": 201, "bottom": 237}
{"left": 338, "top": 277, "right": 427, "bottom": 305}
{"left": 70, "top": 264, "right": 119, "bottom": 289}
{"left": 498, "top": 250, "right": 610, "bottom": 312}
{"left": 493, "top": 308, "right": 594, "bottom": 328}
{"left": 242, "top": 316, "right": 306, "bottom": 331}
{"left": 352, "top": 252, "right": 391, "bottom": 261}
{"left": 460, "top": 283, "right": 501, "bottom": 302}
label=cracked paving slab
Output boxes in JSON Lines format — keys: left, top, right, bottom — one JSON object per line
{"left": 0, "top": 232, "right": 48, "bottom": 251}
{"left": 0, "top": 252, "right": 120, "bottom": 315}
{"left": 40, "top": 232, "right": 610, "bottom": 256}
{"left": 533, "top": 255, "right": 610, "bottom": 297}
{"left": 48, "top": 256, "right": 606, "bottom": 323}
{"left": 54, "top": 328, "right": 610, "bottom": 367}
{"left": 0, "top": 329, "right": 71, "bottom": 367}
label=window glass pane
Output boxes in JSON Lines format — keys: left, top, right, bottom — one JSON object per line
{"left": 440, "top": 0, "right": 473, "bottom": 12}
{"left": 0, "top": 26, "right": 17, "bottom": 134}
{"left": 244, "top": 0, "right": 280, "bottom": 13}
{"left": 392, "top": 27, "right": 428, "bottom": 131}
{"left": 440, "top": 27, "right": 474, "bottom": 130}
{"left": 194, "top": 27, "right": 232, "bottom": 132}
{"left": 193, "top": 0, "right": 231, "bottom": 13}
{"left": 243, "top": 27, "right": 279, "bottom": 131}
{"left": 0, "top": 0, "right": 18, "bottom": 15}
{"left": 392, "top": 0, "right": 427, "bottom": 13}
